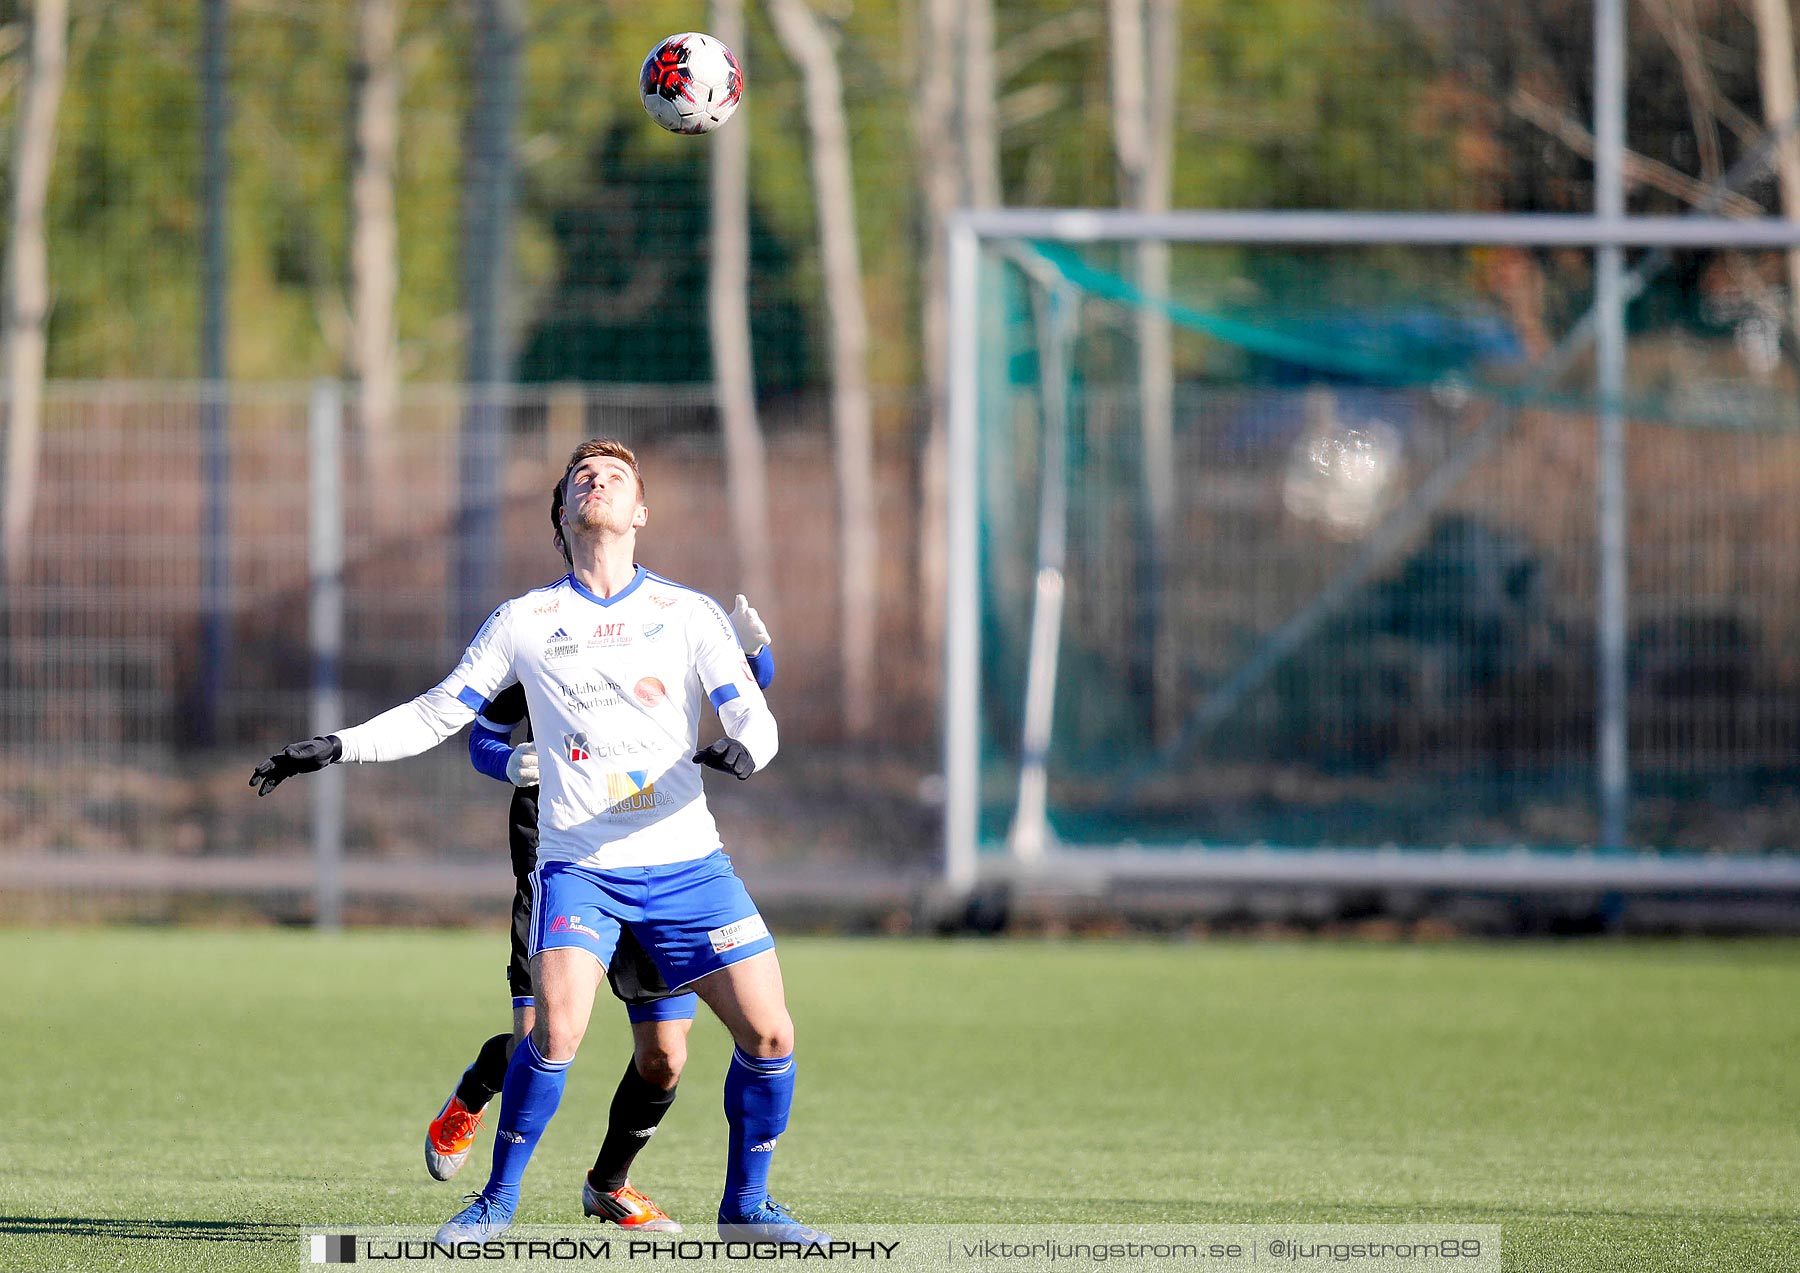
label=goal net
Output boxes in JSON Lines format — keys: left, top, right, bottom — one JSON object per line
{"left": 945, "top": 215, "right": 1800, "bottom": 890}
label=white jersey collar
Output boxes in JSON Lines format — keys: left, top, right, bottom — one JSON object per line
{"left": 567, "top": 564, "right": 648, "bottom": 608}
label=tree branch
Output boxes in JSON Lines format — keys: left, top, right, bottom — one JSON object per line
{"left": 1508, "top": 85, "right": 1766, "bottom": 218}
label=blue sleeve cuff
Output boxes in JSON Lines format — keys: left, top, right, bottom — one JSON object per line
{"left": 748, "top": 646, "right": 774, "bottom": 691}
{"left": 469, "top": 721, "right": 515, "bottom": 783}
{"left": 708, "top": 683, "right": 742, "bottom": 710}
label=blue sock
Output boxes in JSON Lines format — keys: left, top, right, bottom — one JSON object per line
{"left": 481, "top": 1034, "right": 571, "bottom": 1213}
{"left": 720, "top": 1047, "right": 795, "bottom": 1218}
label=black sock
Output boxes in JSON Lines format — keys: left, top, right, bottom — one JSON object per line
{"left": 454, "top": 1033, "right": 513, "bottom": 1112}
{"left": 589, "top": 1058, "right": 679, "bottom": 1192}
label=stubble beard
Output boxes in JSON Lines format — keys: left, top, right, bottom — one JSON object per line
{"left": 571, "top": 499, "right": 633, "bottom": 544}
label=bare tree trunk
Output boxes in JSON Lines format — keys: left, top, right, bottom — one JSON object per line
{"left": 962, "top": 0, "right": 1002, "bottom": 208}
{"left": 1142, "top": 0, "right": 1179, "bottom": 741}
{"left": 2, "top": 0, "right": 69, "bottom": 588}
{"left": 914, "top": 0, "right": 962, "bottom": 691}
{"left": 710, "top": 0, "right": 773, "bottom": 611}
{"left": 1108, "top": 0, "right": 1148, "bottom": 183}
{"left": 764, "top": 0, "right": 877, "bottom": 738}
{"left": 947, "top": 0, "right": 1003, "bottom": 743}
{"left": 1110, "top": 0, "right": 1180, "bottom": 740}
{"left": 352, "top": 0, "right": 403, "bottom": 514}
{"left": 1750, "top": 0, "right": 1800, "bottom": 340}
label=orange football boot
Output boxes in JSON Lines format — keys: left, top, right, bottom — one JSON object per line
{"left": 425, "top": 1094, "right": 486, "bottom": 1181}
{"left": 582, "top": 1176, "right": 683, "bottom": 1232}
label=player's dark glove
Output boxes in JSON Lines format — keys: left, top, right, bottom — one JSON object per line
{"left": 692, "top": 738, "right": 755, "bottom": 780}
{"left": 250, "top": 735, "right": 343, "bottom": 796}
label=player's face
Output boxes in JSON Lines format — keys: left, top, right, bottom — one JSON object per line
{"left": 563, "top": 455, "right": 647, "bottom": 539}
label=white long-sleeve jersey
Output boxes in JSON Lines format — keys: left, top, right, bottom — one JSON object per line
{"left": 335, "top": 566, "right": 776, "bottom": 869}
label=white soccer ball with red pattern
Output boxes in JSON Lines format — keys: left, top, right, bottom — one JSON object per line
{"left": 639, "top": 32, "right": 743, "bottom": 135}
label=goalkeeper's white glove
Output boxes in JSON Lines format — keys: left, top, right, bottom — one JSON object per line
{"left": 506, "top": 741, "right": 540, "bottom": 787}
{"left": 729, "top": 593, "right": 771, "bottom": 656}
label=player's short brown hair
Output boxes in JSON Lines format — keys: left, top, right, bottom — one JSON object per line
{"left": 551, "top": 439, "right": 645, "bottom": 564}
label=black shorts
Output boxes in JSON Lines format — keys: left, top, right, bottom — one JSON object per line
{"left": 505, "top": 786, "right": 680, "bottom": 1007}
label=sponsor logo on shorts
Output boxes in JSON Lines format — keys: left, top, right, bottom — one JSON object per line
{"left": 550, "top": 914, "right": 601, "bottom": 940}
{"left": 707, "top": 914, "right": 770, "bottom": 954}
{"left": 633, "top": 677, "right": 667, "bottom": 707}
{"left": 748, "top": 1138, "right": 779, "bottom": 1153}
{"left": 563, "top": 732, "right": 592, "bottom": 762}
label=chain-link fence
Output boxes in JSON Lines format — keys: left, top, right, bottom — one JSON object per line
{"left": 0, "top": 382, "right": 941, "bottom": 908}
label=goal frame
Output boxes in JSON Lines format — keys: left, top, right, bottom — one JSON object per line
{"left": 943, "top": 209, "right": 1800, "bottom": 896}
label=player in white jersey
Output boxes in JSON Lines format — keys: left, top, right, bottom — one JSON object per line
{"left": 252, "top": 439, "right": 827, "bottom": 1246}
{"left": 423, "top": 591, "right": 775, "bottom": 1234}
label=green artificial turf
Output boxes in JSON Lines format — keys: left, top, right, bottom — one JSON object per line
{"left": 0, "top": 930, "right": 1795, "bottom": 1271}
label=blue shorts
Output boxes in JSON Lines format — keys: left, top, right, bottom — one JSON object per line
{"left": 626, "top": 994, "right": 698, "bottom": 1024}
{"left": 516, "top": 988, "right": 697, "bottom": 1025}
{"left": 530, "top": 850, "right": 776, "bottom": 994}
{"left": 512, "top": 993, "right": 698, "bottom": 1023}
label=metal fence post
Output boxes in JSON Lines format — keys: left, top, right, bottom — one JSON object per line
{"left": 1595, "top": 0, "right": 1630, "bottom": 851}
{"left": 943, "top": 218, "right": 980, "bottom": 894}
{"left": 455, "top": 0, "right": 522, "bottom": 641}
{"left": 309, "top": 380, "right": 346, "bottom": 931}
{"left": 199, "top": 0, "right": 231, "bottom": 746}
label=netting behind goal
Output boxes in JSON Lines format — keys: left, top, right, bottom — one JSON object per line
{"left": 952, "top": 230, "right": 1800, "bottom": 878}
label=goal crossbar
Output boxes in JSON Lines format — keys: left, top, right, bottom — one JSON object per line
{"left": 953, "top": 209, "right": 1800, "bottom": 248}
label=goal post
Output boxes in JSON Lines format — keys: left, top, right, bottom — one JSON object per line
{"left": 944, "top": 210, "right": 1800, "bottom": 895}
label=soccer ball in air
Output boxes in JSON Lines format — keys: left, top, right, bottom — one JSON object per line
{"left": 640, "top": 33, "right": 743, "bottom": 135}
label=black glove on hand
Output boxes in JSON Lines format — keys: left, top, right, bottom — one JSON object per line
{"left": 250, "top": 735, "right": 343, "bottom": 796}
{"left": 692, "top": 738, "right": 755, "bottom": 780}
